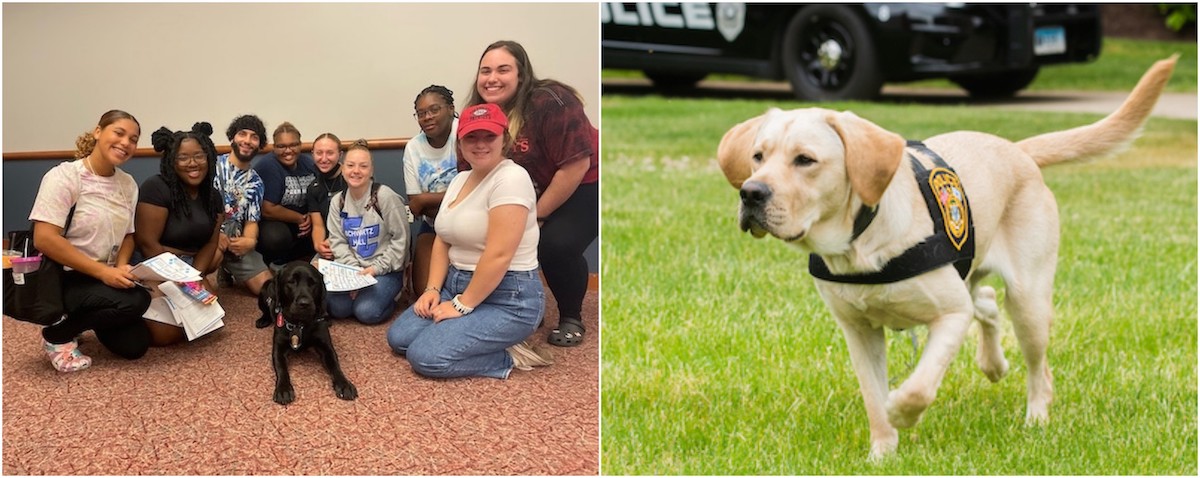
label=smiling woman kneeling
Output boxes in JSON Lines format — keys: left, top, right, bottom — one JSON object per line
{"left": 386, "top": 103, "right": 553, "bottom": 378}
{"left": 135, "top": 123, "right": 225, "bottom": 345}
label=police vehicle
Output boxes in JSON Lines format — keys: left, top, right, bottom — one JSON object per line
{"left": 602, "top": 3, "right": 1103, "bottom": 101}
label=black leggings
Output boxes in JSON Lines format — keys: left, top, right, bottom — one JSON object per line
{"left": 257, "top": 219, "right": 316, "bottom": 266}
{"left": 539, "top": 182, "right": 599, "bottom": 320}
{"left": 43, "top": 271, "right": 151, "bottom": 360}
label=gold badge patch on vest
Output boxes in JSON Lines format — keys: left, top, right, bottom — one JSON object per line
{"left": 928, "top": 167, "right": 970, "bottom": 250}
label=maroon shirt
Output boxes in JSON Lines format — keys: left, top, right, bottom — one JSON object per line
{"left": 460, "top": 82, "right": 599, "bottom": 196}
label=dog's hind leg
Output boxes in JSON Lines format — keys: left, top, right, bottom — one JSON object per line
{"left": 972, "top": 286, "right": 1009, "bottom": 382}
{"left": 997, "top": 192, "right": 1057, "bottom": 426}
{"left": 886, "top": 311, "right": 972, "bottom": 430}
{"left": 1002, "top": 266, "right": 1056, "bottom": 426}
{"left": 833, "top": 316, "right": 897, "bottom": 460}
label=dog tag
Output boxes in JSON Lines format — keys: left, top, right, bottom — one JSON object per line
{"left": 276, "top": 313, "right": 284, "bottom": 328}
{"left": 290, "top": 334, "right": 301, "bottom": 350}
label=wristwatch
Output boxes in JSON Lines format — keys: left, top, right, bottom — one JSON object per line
{"left": 451, "top": 295, "right": 475, "bottom": 315}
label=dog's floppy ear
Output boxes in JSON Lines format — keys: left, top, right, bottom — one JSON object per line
{"left": 314, "top": 269, "right": 327, "bottom": 317}
{"left": 717, "top": 110, "right": 774, "bottom": 189}
{"left": 264, "top": 276, "right": 279, "bottom": 308}
{"left": 826, "top": 111, "right": 906, "bottom": 207}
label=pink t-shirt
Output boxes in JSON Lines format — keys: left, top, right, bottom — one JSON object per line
{"left": 28, "top": 160, "right": 138, "bottom": 266}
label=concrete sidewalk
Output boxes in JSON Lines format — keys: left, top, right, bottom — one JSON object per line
{"left": 882, "top": 85, "right": 1198, "bottom": 120}
{"left": 602, "top": 78, "right": 1198, "bottom": 120}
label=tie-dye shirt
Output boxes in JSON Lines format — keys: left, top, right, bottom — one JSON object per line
{"left": 403, "top": 118, "right": 459, "bottom": 223}
{"left": 213, "top": 153, "right": 264, "bottom": 238}
{"left": 29, "top": 160, "right": 137, "bottom": 267}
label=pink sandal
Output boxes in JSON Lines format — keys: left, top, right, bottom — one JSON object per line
{"left": 43, "top": 339, "right": 91, "bottom": 373}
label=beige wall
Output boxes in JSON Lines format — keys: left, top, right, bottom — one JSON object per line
{"left": 2, "top": 2, "right": 600, "bottom": 153}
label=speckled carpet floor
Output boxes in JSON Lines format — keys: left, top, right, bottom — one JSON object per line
{"left": 2, "top": 282, "right": 598, "bottom": 475}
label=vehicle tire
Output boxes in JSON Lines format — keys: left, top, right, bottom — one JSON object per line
{"left": 951, "top": 68, "right": 1040, "bottom": 98}
{"left": 782, "top": 5, "right": 883, "bottom": 102}
{"left": 644, "top": 71, "right": 707, "bottom": 91}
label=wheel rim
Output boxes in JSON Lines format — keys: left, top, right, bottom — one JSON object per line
{"left": 796, "top": 16, "right": 856, "bottom": 91}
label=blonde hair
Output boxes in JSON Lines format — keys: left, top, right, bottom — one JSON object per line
{"left": 313, "top": 132, "right": 342, "bottom": 151}
{"left": 75, "top": 109, "right": 139, "bottom": 159}
{"left": 347, "top": 138, "right": 370, "bottom": 153}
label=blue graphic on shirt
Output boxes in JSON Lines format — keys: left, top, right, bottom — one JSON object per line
{"left": 418, "top": 156, "right": 459, "bottom": 193}
{"left": 214, "top": 154, "right": 264, "bottom": 237}
{"left": 341, "top": 213, "right": 380, "bottom": 258}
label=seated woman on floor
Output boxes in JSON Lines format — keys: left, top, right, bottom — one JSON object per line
{"left": 254, "top": 122, "right": 317, "bottom": 266}
{"left": 386, "top": 103, "right": 553, "bottom": 379}
{"left": 306, "top": 132, "right": 347, "bottom": 260}
{"left": 325, "top": 139, "right": 410, "bottom": 325}
{"left": 30, "top": 110, "right": 150, "bottom": 372}
{"left": 134, "top": 122, "right": 225, "bottom": 345}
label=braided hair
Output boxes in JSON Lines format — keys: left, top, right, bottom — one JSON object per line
{"left": 414, "top": 85, "right": 456, "bottom": 115}
{"left": 151, "top": 122, "right": 222, "bottom": 220}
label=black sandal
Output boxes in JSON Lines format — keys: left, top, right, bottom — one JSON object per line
{"left": 548, "top": 317, "right": 585, "bottom": 347}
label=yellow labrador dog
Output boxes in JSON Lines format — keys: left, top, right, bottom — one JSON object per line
{"left": 717, "top": 56, "right": 1176, "bottom": 459}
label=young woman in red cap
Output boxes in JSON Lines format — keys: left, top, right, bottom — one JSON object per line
{"left": 387, "top": 103, "right": 553, "bottom": 379}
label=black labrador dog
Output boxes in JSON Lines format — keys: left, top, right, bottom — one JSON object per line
{"left": 256, "top": 260, "right": 357, "bottom": 405}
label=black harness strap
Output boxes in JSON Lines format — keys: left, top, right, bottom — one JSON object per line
{"left": 809, "top": 141, "right": 975, "bottom": 284}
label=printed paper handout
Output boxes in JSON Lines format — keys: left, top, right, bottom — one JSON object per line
{"left": 134, "top": 252, "right": 223, "bottom": 340}
{"left": 130, "top": 252, "right": 203, "bottom": 283}
{"left": 142, "top": 281, "right": 225, "bottom": 341}
{"left": 316, "top": 258, "right": 378, "bottom": 292}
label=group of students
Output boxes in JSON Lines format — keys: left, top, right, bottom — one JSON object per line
{"left": 28, "top": 40, "right": 599, "bottom": 380}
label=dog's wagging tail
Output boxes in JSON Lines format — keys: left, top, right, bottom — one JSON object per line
{"left": 715, "top": 56, "right": 1176, "bottom": 459}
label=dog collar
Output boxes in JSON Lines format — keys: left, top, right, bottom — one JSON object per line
{"left": 850, "top": 205, "right": 878, "bottom": 242}
{"left": 276, "top": 312, "right": 328, "bottom": 351}
{"left": 809, "top": 140, "right": 975, "bottom": 284}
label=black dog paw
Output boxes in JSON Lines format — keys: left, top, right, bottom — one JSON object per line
{"left": 333, "top": 379, "right": 358, "bottom": 401}
{"left": 255, "top": 316, "right": 271, "bottom": 329}
{"left": 273, "top": 385, "right": 295, "bottom": 405}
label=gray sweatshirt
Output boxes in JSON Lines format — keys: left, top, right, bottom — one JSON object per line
{"left": 327, "top": 181, "right": 410, "bottom": 275}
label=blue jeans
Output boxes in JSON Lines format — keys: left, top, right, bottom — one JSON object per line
{"left": 326, "top": 270, "right": 405, "bottom": 325}
{"left": 386, "top": 266, "right": 545, "bottom": 379}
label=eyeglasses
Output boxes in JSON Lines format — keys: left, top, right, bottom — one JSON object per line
{"left": 413, "top": 105, "right": 444, "bottom": 120}
{"left": 175, "top": 153, "right": 208, "bottom": 165}
{"left": 275, "top": 143, "right": 301, "bottom": 152}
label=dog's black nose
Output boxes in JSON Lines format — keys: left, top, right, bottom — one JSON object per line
{"left": 740, "top": 180, "right": 772, "bottom": 207}
{"left": 295, "top": 297, "right": 313, "bottom": 308}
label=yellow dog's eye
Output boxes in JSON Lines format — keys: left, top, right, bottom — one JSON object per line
{"left": 752, "top": 152, "right": 763, "bottom": 162}
{"left": 794, "top": 155, "right": 816, "bottom": 166}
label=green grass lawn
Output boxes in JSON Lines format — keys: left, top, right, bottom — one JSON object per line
{"left": 604, "top": 38, "right": 1198, "bottom": 94}
{"left": 599, "top": 93, "right": 1197, "bottom": 472}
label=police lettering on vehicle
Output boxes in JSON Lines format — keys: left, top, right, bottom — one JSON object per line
{"left": 601, "top": 2, "right": 746, "bottom": 42}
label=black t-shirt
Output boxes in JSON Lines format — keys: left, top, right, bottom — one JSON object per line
{"left": 138, "top": 174, "right": 217, "bottom": 253}
{"left": 305, "top": 166, "right": 348, "bottom": 223}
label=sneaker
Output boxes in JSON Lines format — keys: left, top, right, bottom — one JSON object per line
{"left": 508, "top": 340, "right": 555, "bottom": 371}
{"left": 43, "top": 339, "right": 91, "bottom": 373}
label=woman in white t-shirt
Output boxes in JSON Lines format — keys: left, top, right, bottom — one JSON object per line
{"left": 387, "top": 103, "right": 552, "bottom": 378}
{"left": 403, "top": 85, "right": 460, "bottom": 296}
{"left": 29, "top": 110, "right": 151, "bottom": 372}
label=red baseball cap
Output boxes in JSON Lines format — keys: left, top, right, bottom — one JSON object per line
{"left": 457, "top": 103, "right": 508, "bottom": 139}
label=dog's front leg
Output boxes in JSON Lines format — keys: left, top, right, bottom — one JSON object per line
{"left": 886, "top": 312, "right": 971, "bottom": 429}
{"left": 272, "top": 345, "right": 295, "bottom": 405}
{"left": 834, "top": 315, "right": 896, "bottom": 460}
{"left": 314, "top": 331, "right": 357, "bottom": 401}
